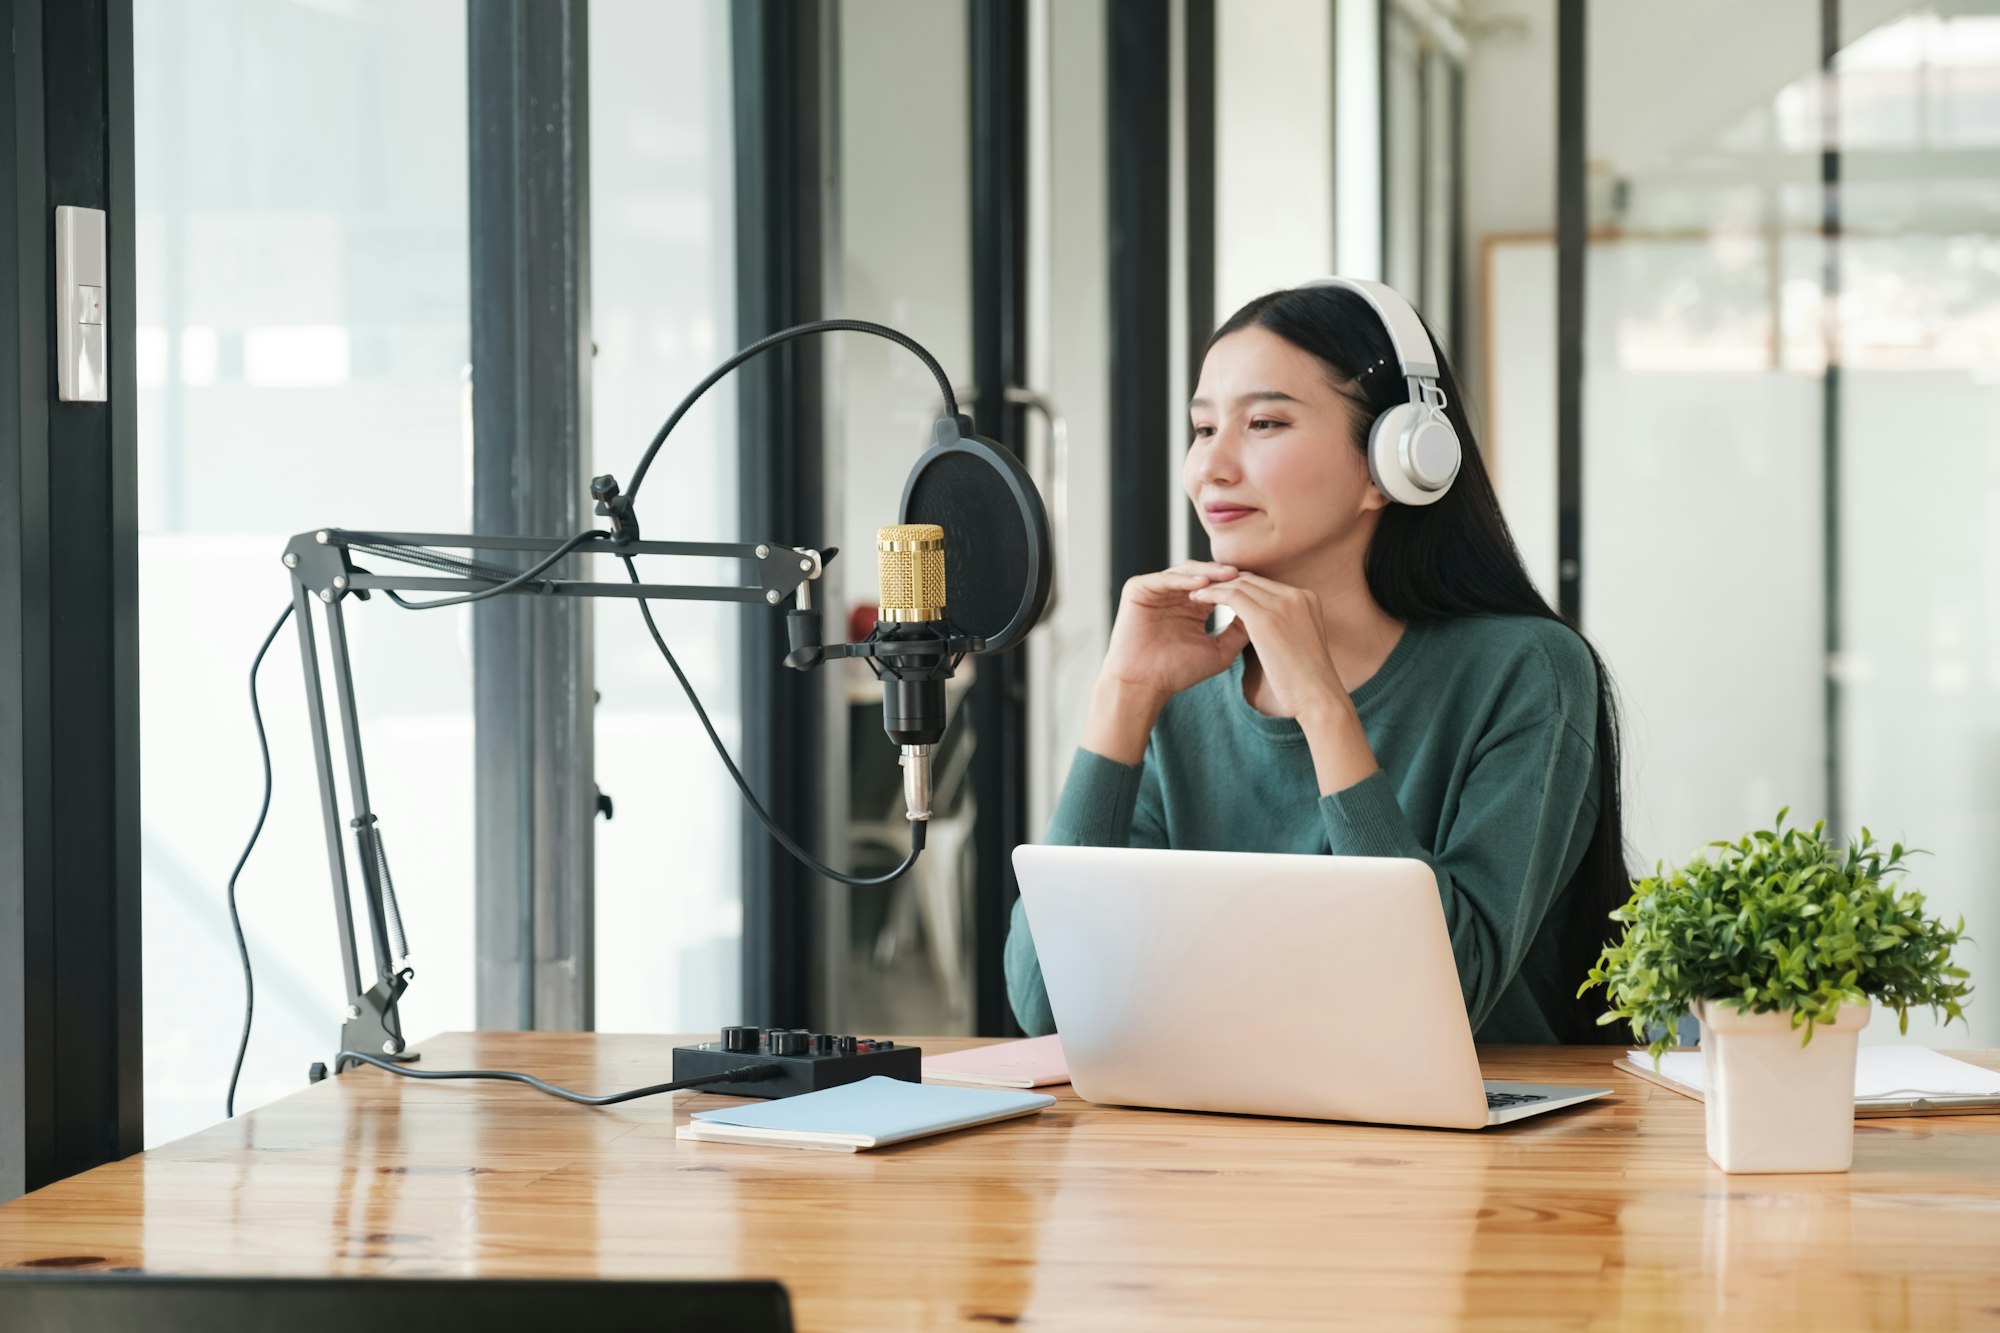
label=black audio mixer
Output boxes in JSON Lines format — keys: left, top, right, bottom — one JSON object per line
{"left": 671, "top": 1027, "right": 922, "bottom": 1100}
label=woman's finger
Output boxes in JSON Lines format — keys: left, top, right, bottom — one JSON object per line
{"left": 1129, "top": 562, "right": 1236, "bottom": 594}
{"left": 1214, "top": 571, "right": 1310, "bottom": 604}
{"left": 1169, "top": 559, "right": 1239, "bottom": 579}
{"left": 1189, "top": 580, "right": 1276, "bottom": 613}
{"left": 1198, "top": 574, "right": 1322, "bottom": 628}
{"left": 1123, "top": 572, "right": 1202, "bottom": 603}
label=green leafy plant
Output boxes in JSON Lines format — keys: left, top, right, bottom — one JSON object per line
{"left": 1580, "top": 810, "right": 1972, "bottom": 1060}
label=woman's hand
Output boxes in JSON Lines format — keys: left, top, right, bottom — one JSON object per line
{"left": 1099, "top": 560, "right": 1252, "bottom": 705}
{"left": 1187, "top": 572, "right": 1351, "bottom": 728}
{"left": 1188, "top": 572, "right": 1379, "bottom": 794}
{"left": 1082, "top": 561, "right": 1250, "bottom": 763}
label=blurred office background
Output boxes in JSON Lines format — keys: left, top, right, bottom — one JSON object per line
{"left": 131, "top": 0, "right": 1999, "bottom": 1146}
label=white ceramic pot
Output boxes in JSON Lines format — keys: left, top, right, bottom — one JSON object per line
{"left": 1696, "top": 999, "right": 1870, "bottom": 1174}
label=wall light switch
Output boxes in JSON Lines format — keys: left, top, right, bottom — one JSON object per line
{"left": 56, "top": 205, "right": 108, "bottom": 402}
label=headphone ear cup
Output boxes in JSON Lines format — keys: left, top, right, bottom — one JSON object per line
{"left": 1367, "top": 403, "right": 1420, "bottom": 503}
{"left": 1367, "top": 403, "right": 1460, "bottom": 507}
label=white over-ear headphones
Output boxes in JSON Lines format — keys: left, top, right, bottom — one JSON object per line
{"left": 1297, "top": 277, "right": 1460, "bottom": 507}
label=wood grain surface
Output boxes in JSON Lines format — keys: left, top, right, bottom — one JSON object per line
{"left": 3, "top": 1033, "right": 1998, "bottom": 1331}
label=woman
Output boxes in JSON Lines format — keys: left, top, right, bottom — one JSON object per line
{"left": 1004, "top": 279, "right": 1627, "bottom": 1044}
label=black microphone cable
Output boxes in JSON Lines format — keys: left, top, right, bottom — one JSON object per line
{"left": 331, "top": 1049, "right": 780, "bottom": 1107}
{"left": 224, "top": 322, "right": 945, "bottom": 1116}
{"left": 357, "top": 532, "right": 929, "bottom": 884}
{"left": 364, "top": 317, "right": 948, "bottom": 886}
{"left": 218, "top": 599, "right": 801, "bottom": 1115}
{"left": 605, "top": 317, "right": 950, "bottom": 885}
{"left": 225, "top": 601, "right": 294, "bottom": 1119}
{"left": 375, "top": 526, "right": 611, "bottom": 609}
{"left": 622, "top": 318, "right": 957, "bottom": 508}
{"left": 621, "top": 554, "right": 926, "bottom": 886}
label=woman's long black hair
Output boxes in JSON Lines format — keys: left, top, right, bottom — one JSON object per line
{"left": 1210, "top": 286, "right": 1629, "bottom": 1042}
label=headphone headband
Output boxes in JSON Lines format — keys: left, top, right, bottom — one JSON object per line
{"left": 1292, "top": 276, "right": 1460, "bottom": 507}
{"left": 1296, "top": 276, "right": 1440, "bottom": 380}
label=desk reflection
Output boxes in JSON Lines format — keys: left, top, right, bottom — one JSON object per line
{"left": 1018, "top": 1107, "right": 1507, "bottom": 1329}
{"left": 1616, "top": 1168, "right": 2000, "bottom": 1330}
{"left": 608, "top": 1124, "right": 1054, "bottom": 1328}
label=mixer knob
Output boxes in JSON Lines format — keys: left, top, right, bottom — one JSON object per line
{"left": 770, "top": 1030, "right": 809, "bottom": 1057}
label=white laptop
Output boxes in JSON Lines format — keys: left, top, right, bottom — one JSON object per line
{"left": 1011, "top": 844, "right": 1610, "bottom": 1130}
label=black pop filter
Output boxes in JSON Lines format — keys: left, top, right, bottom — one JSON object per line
{"left": 899, "top": 415, "right": 1051, "bottom": 655}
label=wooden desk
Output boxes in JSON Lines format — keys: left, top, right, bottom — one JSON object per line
{"left": 4, "top": 1034, "right": 1998, "bottom": 1330}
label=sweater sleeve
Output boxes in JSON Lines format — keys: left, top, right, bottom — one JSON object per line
{"left": 1004, "top": 747, "right": 1168, "bottom": 1035}
{"left": 1317, "top": 711, "right": 1598, "bottom": 1033}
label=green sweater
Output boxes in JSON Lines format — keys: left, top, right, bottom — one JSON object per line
{"left": 1005, "top": 613, "right": 1603, "bottom": 1044}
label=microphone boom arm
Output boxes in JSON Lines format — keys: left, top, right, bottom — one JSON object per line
{"left": 281, "top": 526, "right": 838, "bottom": 1073}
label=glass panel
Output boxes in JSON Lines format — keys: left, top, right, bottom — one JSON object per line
{"left": 1836, "top": 3, "right": 2000, "bottom": 1044}
{"left": 1422, "top": 53, "right": 1458, "bottom": 342}
{"left": 1467, "top": 1, "right": 1559, "bottom": 601}
{"left": 1383, "top": 8, "right": 1425, "bottom": 299}
{"left": 1485, "top": 3, "right": 1998, "bottom": 1047}
{"left": 1382, "top": 10, "right": 1461, "bottom": 343}
{"left": 825, "top": 0, "right": 976, "bottom": 1034}
{"left": 1581, "top": 3, "right": 1827, "bottom": 876}
{"left": 134, "top": 0, "right": 471, "bottom": 1144}
{"left": 1027, "top": 0, "right": 1115, "bottom": 850}
{"left": 587, "top": 0, "right": 741, "bottom": 1036}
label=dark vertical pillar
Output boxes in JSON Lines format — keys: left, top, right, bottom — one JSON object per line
{"left": 1184, "top": 0, "right": 1215, "bottom": 563}
{"left": 1555, "top": 0, "right": 1585, "bottom": 625}
{"left": 1107, "top": 0, "right": 1171, "bottom": 605}
{"left": 105, "top": 0, "right": 141, "bottom": 1169}
{"left": 468, "top": 0, "right": 595, "bottom": 1031}
{"left": 1, "top": 0, "right": 142, "bottom": 1200}
{"left": 733, "top": 0, "right": 825, "bottom": 1028}
{"left": 969, "top": 0, "right": 1029, "bottom": 1036}
{"left": 1819, "top": 0, "right": 1843, "bottom": 833}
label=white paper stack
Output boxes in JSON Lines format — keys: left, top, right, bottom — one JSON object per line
{"left": 1621, "top": 1046, "right": 2000, "bottom": 1115}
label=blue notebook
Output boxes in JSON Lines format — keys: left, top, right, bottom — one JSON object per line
{"left": 676, "top": 1076, "right": 1055, "bottom": 1153}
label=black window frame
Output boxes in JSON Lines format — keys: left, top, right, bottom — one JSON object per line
{"left": 1, "top": 0, "right": 143, "bottom": 1201}
{"left": 731, "top": 0, "right": 827, "bottom": 1028}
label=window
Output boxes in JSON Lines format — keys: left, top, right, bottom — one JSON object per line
{"left": 135, "top": 0, "right": 472, "bottom": 1143}
{"left": 588, "top": 0, "right": 743, "bottom": 1035}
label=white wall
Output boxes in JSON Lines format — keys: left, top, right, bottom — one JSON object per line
{"left": 1484, "top": 240, "right": 1557, "bottom": 601}
{"left": 1215, "top": 0, "right": 1335, "bottom": 319}
{"left": 1335, "top": 0, "right": 1383, "bottom": 279}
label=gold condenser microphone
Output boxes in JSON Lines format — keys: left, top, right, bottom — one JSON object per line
{"left": 874, "top": 524, "right": 951, "bottom": 822}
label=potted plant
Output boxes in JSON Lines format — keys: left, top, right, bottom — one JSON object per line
{"left": 1581, "top": 811, "right": 1972, "bottom": 1174}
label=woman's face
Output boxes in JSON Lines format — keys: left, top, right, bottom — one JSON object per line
{"left": 1185, "top": 325, "right": 1388, "bottom": 580}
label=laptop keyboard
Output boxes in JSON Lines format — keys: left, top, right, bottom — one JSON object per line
{"left": 1485, "top": 1091, "right": 1549, "bottom": 1109}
